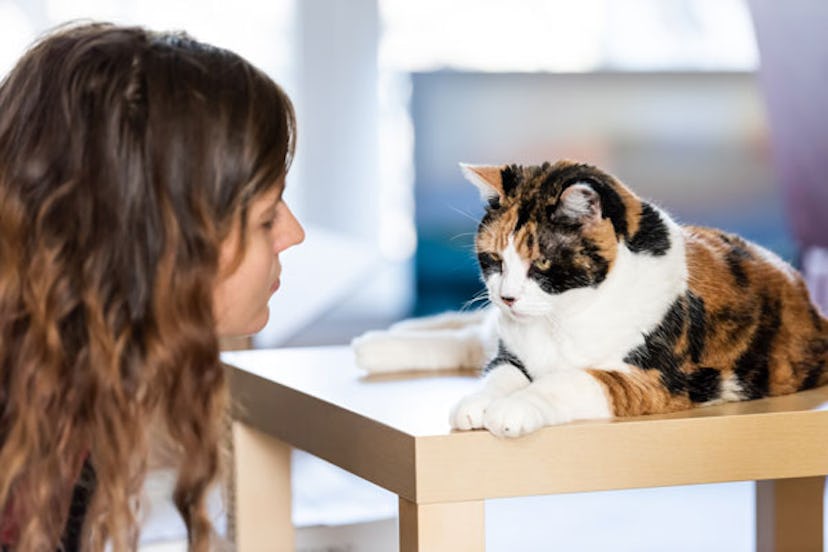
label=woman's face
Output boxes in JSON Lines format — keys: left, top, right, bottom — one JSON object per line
{"left": 213, "top": 185, "right": 305, "bottom": 337}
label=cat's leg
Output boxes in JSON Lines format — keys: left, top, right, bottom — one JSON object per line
{"left": 482, "top": 366, "right": 693, "bottom": 438}
{"left": 450, "top": 364, "right": 532, "bottom": 431}
{"left": 352, "top": 309, "right": 497, "bottom": 373}
{"left": 353, "top": 326, "right": 491, "bottom": 373}
{"left": 482, "top": 369, "right": 613, "bottom": 437}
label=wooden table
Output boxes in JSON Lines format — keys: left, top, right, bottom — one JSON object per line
{"left": 222, "top": 346, "right": 828, "bottom": 552}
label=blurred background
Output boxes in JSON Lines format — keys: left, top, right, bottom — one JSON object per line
{"left": 0, "top": 0, "right": 798, "bottom": 348}
{"left": 2, "top": 1, "right": 826, "bottom": 550}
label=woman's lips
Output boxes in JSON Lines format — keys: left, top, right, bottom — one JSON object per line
{"left": 270, "top": 279, "right": 280, "bottom": 293}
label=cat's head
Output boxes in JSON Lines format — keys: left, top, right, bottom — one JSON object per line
{"left": 462, "top": 160, "right": 643, "bottom": 319}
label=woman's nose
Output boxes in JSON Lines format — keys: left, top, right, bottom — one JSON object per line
{"left": 279, "top": 203, "right": 305, "bottom": 250}
{"left": 290, "top": 214, "right": 305, "bottom": 247}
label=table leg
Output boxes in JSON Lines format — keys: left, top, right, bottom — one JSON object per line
{"left": 231, "top": 422, "right": 294, "bottom": 552}
{"left": 756, "top": 476, "right": 825, "bottom": 552}
{"left": 398, "top": 497, "right": 485, "bottom": 552}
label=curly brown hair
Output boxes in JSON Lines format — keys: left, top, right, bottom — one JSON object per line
{"left": 0, "top": 22, "right": 295, "bottom": 550}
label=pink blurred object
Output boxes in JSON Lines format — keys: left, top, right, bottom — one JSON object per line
{"left": 803, "top": 247, "right": 828, "bottom": 315}
{"left": 749, "top": 0, "right": 828, "bottom": 250}
{"left": 748, "top": 0, "right": 828, "bottom": 311}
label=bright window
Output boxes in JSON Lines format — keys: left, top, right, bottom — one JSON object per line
{"left": 0, "top": 0, "right": 294, "bottom": 82}
{"left": 380, "top": 0, "right": 758, "bottom": 72}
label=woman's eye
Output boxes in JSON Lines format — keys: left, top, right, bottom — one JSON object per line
{"left": 533, "top": 258, "right": 552, "bottom": 271}
{"left": 262, "top": 219, "right": 275, "bottom": 231}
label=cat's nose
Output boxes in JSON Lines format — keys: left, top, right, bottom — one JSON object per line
{"left": 501, "top": 295, "right": 516, "bottom": 307}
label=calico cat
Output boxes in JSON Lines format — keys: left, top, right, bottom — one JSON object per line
{"left": 352, "top": 160, "right": 828, "bottom": 438}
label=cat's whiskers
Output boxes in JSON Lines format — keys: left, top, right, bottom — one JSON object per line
{"left": 461, "top": 289, "right": 491, "bottom": 312}
{"left": 448, "top": 205, "right": 484, "bottom": 226}
{"left": 453, "top": 236, "right": 483, "bottom": 259}
{"left": 450, "top": 231, "right": 478, "bottom": 243}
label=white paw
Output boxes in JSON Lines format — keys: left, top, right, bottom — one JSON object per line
{"left": 483, "top": 394, "right": 547, "bottom": 438}
{"left": 450, "top": 392, "right": 496, "bottom": 431}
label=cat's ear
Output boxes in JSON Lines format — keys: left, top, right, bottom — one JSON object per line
{"left": 559, "top": 182, "right": 601, "bottom": 220}
{"left": 459, "top": 163, "right": 505, "bottom": 201}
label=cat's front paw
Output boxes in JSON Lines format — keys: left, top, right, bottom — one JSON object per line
{"left": 450, "top": 392, "right": 496, "bottom": 431}
{"left": 483, "top": 394, "right": 546, "bottom": 438}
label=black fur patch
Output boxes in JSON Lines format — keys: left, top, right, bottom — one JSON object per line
{"left": 485, "top": 341, "right": 532, "bottom": 382}
{"left": 528, "top": 239, "right": 609, "bottom": 294}
{"left": 733, "top": 294, "right": 781, "bottom": 399}
{"left": 501, "top": 165, "right": 520, "bottom": 196}
{"left": 515, "top": 198, "right": 535, "bottom": 232}
{"left": 549, "top": 216, "right": 583, "bottom": 234}
{"left": 623, "top": 296, "right": 687, "bottom": 394}
{"left": 686, "top": 292, "right": 707, "bottom": 364}
{"left": 798, "top": 337, "right": 827, "bottom": 391}
{"left": 627, "top": 203, "right": 671, "bottom": 256}
{"left": 591, "top": 180, "right": 629, "bottom": 238}
{"left": 687, "top": 367, "right": 721, "bottom": 403}
{"left": 800, "top": 363, "right": 824, "bottom": 391}
{"left": 565, "top": 177, "right": 629, "bottom": 239}
{"left": 477, "top": 252, "right": 502, "bottom": 277}
{"left": 725, "top": 245, "right": 751, "bottom": 287}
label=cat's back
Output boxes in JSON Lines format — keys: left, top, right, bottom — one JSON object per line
{"left": 683, "top": 225, "right": 809, "bottom": 305}
{"left": 681, "top": 224, "right": 827, "bottom": 395}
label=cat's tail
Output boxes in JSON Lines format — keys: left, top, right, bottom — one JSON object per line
{"left": 351, "top": 309, "right": 498, "bottom": 374}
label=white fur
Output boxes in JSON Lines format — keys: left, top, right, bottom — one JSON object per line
{"left": 450, "top": 365, "right": 612, "bottom": 437}
{"left": 498, "top": 237, "right": 528, "bottom": 301}
{"left": 450, "top": 364, "right": 531, "bottom": 430}
{"left": 494, "top": 206, "right": 687, "bottom": 376}
{"left": 351, "top": 310, "right": 498, "bottom": 373}
{"left": 703, "top": 374, "right": 745, "bottom": 406}
{"left": 482, "top": 370, "right": 613, "bottom": 437}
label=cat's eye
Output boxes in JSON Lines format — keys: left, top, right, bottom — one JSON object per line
{"left": 478, "top": 252, "right": 502, "bottom": 272}
{"left": 533, "top": 258, "right": 552, "bottom": 271}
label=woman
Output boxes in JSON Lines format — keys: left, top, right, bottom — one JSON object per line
{"left": 0, "top": 23, "right": 304, "bottom": 550}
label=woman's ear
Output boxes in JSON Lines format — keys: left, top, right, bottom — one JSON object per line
{"left": 559, "top": 182, "right": 601, "bottom": 220}
{"left": 460, "top": 163, "right": 506, "bottom": 202}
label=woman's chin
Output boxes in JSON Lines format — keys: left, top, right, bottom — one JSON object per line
{"left": 218, "top": 308, "right": 270, "bottom": 339}
{"left": 248, "top": 308, "right": 271, "bottom": 335}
